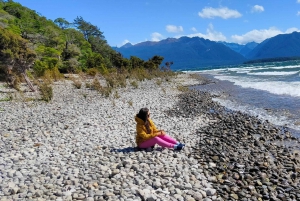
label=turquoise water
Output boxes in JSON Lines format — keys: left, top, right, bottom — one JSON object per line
{"left": 189, "top": 60, "right": 300, "bottom": 136}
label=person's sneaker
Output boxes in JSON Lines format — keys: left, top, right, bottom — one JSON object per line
{"left": 174, "top": 143, "right": 184, "bottom": 150}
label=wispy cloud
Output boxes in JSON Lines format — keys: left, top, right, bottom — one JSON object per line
{"left": 297, "top": 11, "right": 300, "bottom": 16}
{"left": 198, "top": 7, "right": 242, "bottom": 19}
{"left": 166, "top": 25, "right": 183, "bottom": 33}
{"left": 177, "top": 23, "right": 226, "bottom": 42}
{"left": 297, "top": 0, "right": 300, "bottom": 3}
{"left": 191, "top": 27, "right": 198, "bottom": 32}
{"left": 231, "top": 27, "right": 300, "bottom": 44}
{"left": 251, "top": 5, "right": 264, "bottom": 13}
{"left": 151, "top": 32, "right": 164, "bottom": 41}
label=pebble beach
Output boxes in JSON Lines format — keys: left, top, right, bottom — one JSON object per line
{"left": 0, "top": 73, "right": 299, "bottom": 201}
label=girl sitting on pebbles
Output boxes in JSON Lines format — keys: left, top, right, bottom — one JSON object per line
{"left": 135, "top": 108, "right": 185, "bottom": 150}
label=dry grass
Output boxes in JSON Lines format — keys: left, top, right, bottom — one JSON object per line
{"left": 0, "top": 93, "right": 13, "bottom": 102}
{"left": 128, "top": 100, "right": 133, "bottom": 107}
{"left": 39, "top": 83, "right": 53, "bottom": 102}
{"left": 130, "top": 81, "right": 138, "bottom": 89}
{"left": 113, "top": 91, "right": 120, "bottom": 99}
{"left": 177, "top": 85, "right": 189, "bottom": 92}
{"left": 72, "top": 79, "right": 82, "bottom": 89}
{"left": 86, "top": 68, "right": 98, "bottom": 77}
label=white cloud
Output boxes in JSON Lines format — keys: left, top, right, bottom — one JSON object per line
{"left": 177, "top": 23, "right": 226, "bottom": 42}
{"left": 231, "top": 27, "right": 300, "bottom": 44}
{"left": 198, "top": 7, "right": 242, "bottom": 19}
{"left": 286, "top": 27, "right": 300, "bottom": 33}
{"left": 166, "top": 25, "right": 183, "bottom": 33}
{"left": 251, "top": 5, "right": 264, "bottom": 13}
{"left": 191, "top": 27, "right": 198, "bottom": 32}
{"left": 151, "top": 32, "right": 164, "bottom": 41}
{"left": 121, "top": 39, "right": 130, "bottom": 45}
{"left": 297, "top": 11, "right": 300, "bottom": 16}
{"left": 297, "top": 0, "right": 300, "bottom": 3}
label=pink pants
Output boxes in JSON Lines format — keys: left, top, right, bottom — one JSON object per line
{"left": 139, "top": 134, "right": 178, "bottom": 149}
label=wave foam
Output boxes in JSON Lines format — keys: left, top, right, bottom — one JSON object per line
{"left": 247, "top": 71, "right": 299, "bottom": 76}
{"left": 215, "top": 75, "right": 300, "bottom": 97}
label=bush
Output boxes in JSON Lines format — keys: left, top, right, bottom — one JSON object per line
{"left": 130, "top": 81, "right": 138, "bottom": 89}
{"left": 113, "top": 91, "right": 120, "bottom": 99}
{"left": 128, "top": 100, "right": 133, "bottom": 107}
{"left": 42, "top": 67, "right": 63, "bottom": 83}
{"left": 86, "top": 68, "right": 98, "bottom": 77}
{"left": 39, "top": 83, "right": 53, "bottom": 102}
{"left": 156, "top": 79, "right": 162, "bottom": 86}
{"left": 72, "top": 80, "right": 82, "bottom": 89}
{"left": 91, "top": 78, "right": 102, "bottom": 91}
{"left": 104, "top": 72, "right": 127, "bottom": 88}
{"left": 12, "top": 76, "right": 20, "bottom": 91}
{"left": 0, "top": 93, "right": 13, "bottom": 102}
{"left": 177, "top": 85, "right": 189, "bottom": 92}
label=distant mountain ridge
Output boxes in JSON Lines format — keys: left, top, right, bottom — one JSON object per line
{"left": 220, "top": 42, "right": 258, "bottom": 57}
{"left": 114, "top": 37, "right": 246, "bottom": 70}
{"left": 114, "top": 32, "right": 300, "bottom": 70}
{"left": 246, "top": 32, "right": 300, "bottom": 59}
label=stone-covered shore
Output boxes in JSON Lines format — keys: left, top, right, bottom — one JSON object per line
{"left": 0, "top": 73, "right": 299, "bottom": 201}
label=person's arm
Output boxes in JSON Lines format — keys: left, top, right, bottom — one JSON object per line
{"left": 136, "top": 125, "right": 159, "bottom": 140}
{"left": 149, "top": 119, "right": 165, "bottom": 135}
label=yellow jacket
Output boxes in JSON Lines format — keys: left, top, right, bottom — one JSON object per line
{"left": 135, "top": 115, "right": 160, "bottom": 146}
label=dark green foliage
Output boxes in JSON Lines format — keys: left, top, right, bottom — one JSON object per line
{"left": 0, "top": 0, "right": 170, "bottom": 89}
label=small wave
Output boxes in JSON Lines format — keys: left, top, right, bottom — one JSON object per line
{"left": 270, "top": 65, "right": 300, "bottom": 70}
{"left": 215, "top": 75, "right": 300, "bottom": 97}
{"left": 247, "top": 71, "right": 299, "bottom": 76}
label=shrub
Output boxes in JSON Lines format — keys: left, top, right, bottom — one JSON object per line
{"left": 72, "top": 80, "right": 82, "bottom": 89}
{"left": 42, "top": 67, "right": 63, "bottom": 83}
{"left": 130, "top": 81, "right": 138, "bottom": 89}
{"left": 0, "top": 93, "right": 13, "bottom": 102}
{"left": 101, "top": 87, "right": 112, "bottom": 98}
{"left": 91, "top": 78, "right": 102, "bottom": 91}
{"left": 104, "top": 72, "right": 127, "bottom": 88}
{"left": 12, "top": 76, "right": 20, "bottom": 91}
{"left": 177, "top": 85, "right": 189, "bottom": 92}
{"left": 39, "top": 83, "right": 53, "bottom": 102}
{"left": 113, "top": 91, "right": 120, "bottom": 99}
{"left": 128, "top": 100, "right": 133, "bottom": 107}
{"left": 86, "top": 68, "right": 98, "bottom": 77}
{"left": 156, "top": 79, "right": 162, "bottom": 86}
{"left": 85, "top": 82, "right": 91, "bottom": 89}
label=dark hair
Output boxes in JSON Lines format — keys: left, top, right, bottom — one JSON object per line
{"left": 137, "top": 108, "right": 151, "bottom": 134}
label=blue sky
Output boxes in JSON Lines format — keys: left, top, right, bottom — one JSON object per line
{"left": 14, "top": 0, "right": 300, "bottom": 47}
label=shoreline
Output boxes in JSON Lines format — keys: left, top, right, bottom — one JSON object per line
{"left": 0, "top": 73, "right": 299, "bottom": 201}
{"left": 191, "top": 73, "right": 300, "bottom": 138}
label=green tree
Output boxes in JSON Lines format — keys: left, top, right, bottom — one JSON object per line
{"left": 73, "top": 16, "right": 105, "bottom": 42}
{"left": 130, "top": 56, "right": 144, "bottom": 69}
{"left": 149, "top": 55, "right": 164, "bottom": 69}
{"left": 0, "top": 27, "right": 36, "bottom": 91}
{"left": 54, "top": 18, "right": 70, "bottom": 30}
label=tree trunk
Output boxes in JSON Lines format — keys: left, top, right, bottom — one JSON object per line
{"left": 21, "top": 72, "right": 36, "bottom": 92}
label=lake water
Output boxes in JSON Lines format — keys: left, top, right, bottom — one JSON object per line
{"left": 188, "top": 60, "right": 300, "bottom": 138}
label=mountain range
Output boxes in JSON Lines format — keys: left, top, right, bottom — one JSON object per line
{"left": 114, "top": 32, "right": 300, "bottom": 70}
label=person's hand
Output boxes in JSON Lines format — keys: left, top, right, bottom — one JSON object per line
{"left": 160, "top": 130, "right": 166, "bottom": 135}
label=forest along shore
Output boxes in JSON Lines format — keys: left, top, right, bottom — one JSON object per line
{"left": 0, "top": 73, "right": 299, "bottom": 201}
